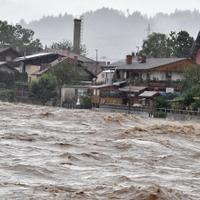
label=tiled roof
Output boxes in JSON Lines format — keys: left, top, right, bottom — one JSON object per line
{"left": 110, "top": 58, "right": 188, "bottom": 71}
{"left": 45, "top": 49, "right": 95, "bottom": 63}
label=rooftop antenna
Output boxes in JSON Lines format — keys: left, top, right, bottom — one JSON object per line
{"left": 95, "top": 49, "right": 98, "bottom": 62}
{"left": 146, "top": 24, "right": 151, "bottom": 38}
{"left": 95, "top": 49, "right": 99, "bottom": 76}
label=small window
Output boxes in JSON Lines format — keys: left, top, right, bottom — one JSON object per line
{"left": 116, "top": 70, "right": 120, "bottom": 79}
{"left": 166, "top": 72, "right": 172, "bottom": 80}
{"left": 147, "top": 73, "right": 150, "bottom": 80}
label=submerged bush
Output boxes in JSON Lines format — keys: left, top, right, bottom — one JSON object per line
{"left": 0, "top": 89, "right": 15, "bottom": 102}
{"left": 81, "top": 96, "right": 92, "bottom": 109}
{"left": 153, "top": 111, "right": 167, "bottom": 118}
{"left": 30, "top": 74, "right": 57, "bottom": 105}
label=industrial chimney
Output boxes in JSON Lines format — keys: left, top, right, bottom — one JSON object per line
{"left": 126, "top": 55, "right": 133, "bottom": 65}
{"left": 73, "top": 18, "right": 82, "bottom": 54}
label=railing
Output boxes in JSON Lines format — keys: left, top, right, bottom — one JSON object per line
{"left": 156, "top": 108, "right": 200, "bottom": 116}
{"left": 99, "top": 104, "right": 200, "bottom": 116}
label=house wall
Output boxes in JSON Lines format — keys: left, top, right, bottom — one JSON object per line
{"left": 61, "top": 87, "right": 89, "bottom": 105}
{"left": 171, "top": 72, "right": 184, "bottom": 81}
{"left": 61, "top": 88, "right": 76, "bottom": 105}
{"left": 30, "top": 74, "right": 39, "bottom": 83}
{"left": 149, "top": 71, "right": 184, "bottom": 81}
{"left": 142, "top": 72, "right": 147, "bottom": 80}
{"left": 96, "top": 72, "right": 104, "bottom": 84}
{"left": 115, "top": 70, "right": 184, "bottom": 82}
{"left": 96, "top": 71, "right": 114, "bottom": 84}
{"left": 25, "top": 65, "right": 41, "bottom": 77}
{"left": 196, "top": 49, "right": 200, "bottom": 64}
{"left": 150, "top": 72, "right": 166, "bottom": 81}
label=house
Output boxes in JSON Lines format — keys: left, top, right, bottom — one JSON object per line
{"left": 36, "top": 57, "right": 96, "bottom": 106}
{"left": 90, "top": 84, "right": 123, "bottom": 106}
{"left": 14, "top": 52, "right": 62, "bottom": 82}
{"left": 191, "top": 31, "right": 200, "bottom": 64}
{"left": 0, "top": 47, "right": 20, "bottom": 62}
{"left": 30, "top": 56, "right": 95, "bottom": 81}
{"left": 61, "top": 84, "right": 91, "bottom": 106}
{"left": 119, "top": 86, "right": 147, "bottom": 106}
{"left": 111, "top": 55, "right": 193, "bottom": 91}
{"left": 45, "top": 49, "right": 105, "bottom": 76}
{"left": 139, "top": 91, "right": 160, "bottom": 107}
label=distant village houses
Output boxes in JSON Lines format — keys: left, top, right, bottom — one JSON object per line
{"left": 1, "top": 18, "right": 200, "bottom": 109}
{"left": 90, "top": 31, "right": 200, "bottom": 108}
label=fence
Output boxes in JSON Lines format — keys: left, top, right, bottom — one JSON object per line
{"left": 98, "top": 104, "right": 200, "bottom": 117}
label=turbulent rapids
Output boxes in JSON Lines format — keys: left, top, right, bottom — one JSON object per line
{"left": 0, "top": 102, "right": 200, "bottom": 199}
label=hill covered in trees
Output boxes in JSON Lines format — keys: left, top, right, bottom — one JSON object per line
{"left": 20, "top": 8, "right": 200, "bottom": 59}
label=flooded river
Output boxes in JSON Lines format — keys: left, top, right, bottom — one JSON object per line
{"left": 0, "top": 102, "right": 200, "bottom": 199}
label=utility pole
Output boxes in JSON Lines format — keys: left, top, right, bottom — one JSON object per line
{"left": 95, "top": 49, "right": 98, "bottom": 76}
{"left": 95, "top": 49, "right": 98, "bottom": 62}
{"left": 146, "top": 24, "right": 151, "bottom": 37}
{"left": 136, "top": 46, "right": 140, "bottom": 55}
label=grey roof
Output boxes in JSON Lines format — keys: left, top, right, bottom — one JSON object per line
{"left": 14, "top": 52, "right": 58, "bottom": 62}
{"left": 139, "top": 91, "right": 159, "bottom": 98}
{"left": 113, "top": 81, "right": 127, "bottom": 86}
{"left": 45, "top": 49, "right": 95, "bottom": 63}
{"left": 90, "top": 84, "right": 113, "bottom": 89}
{"left": 119, "top": 86, "right": 147, "bottom": 93}
{"left": 111, "top": 58, "right": 188, "bottom": 71}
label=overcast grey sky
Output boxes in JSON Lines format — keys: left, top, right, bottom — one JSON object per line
{"left": 1, "top": 0, "right": 200, "bottom": 23}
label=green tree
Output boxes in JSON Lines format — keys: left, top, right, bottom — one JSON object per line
{"left": 173, "top": 31, "right": 194, "bottom": 58}
{"left": 181, "top": 65, "right": 200, "bottom": 90}
{"left": 0, "top": 20, "right": 43, "bottom": 55}
{"left": 30, "top": 74, "right": 57, "bottom": 104}
{"left": 141, "top": 33, "right": 170, "bottom": 58}
{"left": 50, "top": 40, "right": 87, "bottom": 56}
{"left": 48, "top": 60, "right": 92, "bottom": 87}
{"left": 51, "top": 40, "right": 72, "bottom": 51}
{"left": 141, "top": 31, "right": 194, "bottom": 58}
{"left": 180, "top": 65, "right": 200, "bottom": 109}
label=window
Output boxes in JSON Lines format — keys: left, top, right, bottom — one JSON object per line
{"left": 116, "top": 70, "right": 120, "bottom": 79}
{"left": 76, "top": 88, "right": 88, "bottom": 97}
{"left": 147, "top": 73, "right": 150, "bottom": 81}
{"left": 166, "top": 72, "right": 172, "bottom": 80}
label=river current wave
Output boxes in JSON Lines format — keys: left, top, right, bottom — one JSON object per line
{"left": 0, "top": 102, "right": 199, "bottom": 199}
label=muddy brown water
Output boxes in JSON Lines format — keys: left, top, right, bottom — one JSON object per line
{"left": 0, "top": 102, "right": 200, "bottom": 199}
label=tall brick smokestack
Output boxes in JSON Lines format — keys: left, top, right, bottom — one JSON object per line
{"left": 73, "top": 19, "right": 82, "bottom": 54}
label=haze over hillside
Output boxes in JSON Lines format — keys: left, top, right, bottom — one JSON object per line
{"left": 20, "top": 8, "right": 200, "bottom": 60}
